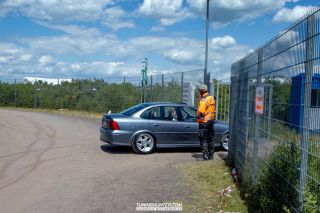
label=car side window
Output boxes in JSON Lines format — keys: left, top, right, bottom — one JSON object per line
{"left": 180, "top": 107, "right": 197, "bottom": 122}
{"left": 141, "top": 107, "right": 161, "bottom": 120}
{"left": 140, "top": 108, "right": 153, "bottom": 119}
{"left": 163, "top": 106, "right": 181, "bottom": 121}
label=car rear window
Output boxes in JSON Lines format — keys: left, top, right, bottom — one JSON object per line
{"left": 121, "top": 104, "right": 149, "bottom": 116}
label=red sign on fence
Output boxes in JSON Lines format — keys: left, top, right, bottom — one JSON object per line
{"left": 255, "top": 86, "right": 264, "bottom": 115}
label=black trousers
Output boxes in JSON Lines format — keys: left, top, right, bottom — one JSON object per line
{"left": 199, "top": 120, "right": 215, "bottom": 159}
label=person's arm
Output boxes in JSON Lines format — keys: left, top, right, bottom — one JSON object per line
{"left": 197, "top": 99, "right": 207, "bottom": 118}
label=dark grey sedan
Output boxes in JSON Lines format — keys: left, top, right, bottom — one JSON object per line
{"left": 100, "top": 102, "right": 229, "bottom": 154}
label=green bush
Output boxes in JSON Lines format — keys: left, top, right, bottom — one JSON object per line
{"left": 304, "top": 141, "right": 320, "bottom": 212}
{"left": 304, "top": 185, "right": 320, "bottom": 212}
{"left": 244, "top": 140, "right": 300, "bottom": 212}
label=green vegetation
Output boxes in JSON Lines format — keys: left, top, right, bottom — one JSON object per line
{"left": 244, "top": 139, "right": 300, "bottom": 212}
{"left": 178, "top": 160, "right": 247, "bottom": 213}
{"left": 0, "top": 79, "right": 189, "bottom": 113}
{"left": 235, "top": 121, "right": 320, "bottom": 212}
{"left": 0, "top": 79, "right": 142, "bottom": 113}
{"left": 146, "top": 80, "right": 181, "bottom": 102}
{"left": 266, "top": 78, "right": 291, "bottom": 123}
{"left": 305, "top": 135, "right": 320, "bottom": 212}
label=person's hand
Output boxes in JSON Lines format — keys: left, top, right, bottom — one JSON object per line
{"left": 196, "top": 113, "right": 204, "bottom": 119}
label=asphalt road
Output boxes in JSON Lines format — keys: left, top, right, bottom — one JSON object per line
{"left": 0, "top": 109, "right": 211, "bottom": 213}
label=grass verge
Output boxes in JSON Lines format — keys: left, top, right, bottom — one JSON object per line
{"left": 0, "top": 107, "right": 103, "bottom": 119}
{"left": 177, "top": 159, "right": 247, "bottom": 213}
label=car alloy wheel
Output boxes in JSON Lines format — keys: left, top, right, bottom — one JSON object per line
{"left": 221, "top": 133, "right": 229, "bottom": 151}
{"left": 133, "top": 133, "right": 155, "bottom": 154}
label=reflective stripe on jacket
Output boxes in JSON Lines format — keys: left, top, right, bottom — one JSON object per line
{"left": 197, "top": 92, "right": 215, "bottom": 123}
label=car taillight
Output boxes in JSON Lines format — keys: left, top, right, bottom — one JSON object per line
{"left": 109, "top": 120, "right": 120, "bottom": 130}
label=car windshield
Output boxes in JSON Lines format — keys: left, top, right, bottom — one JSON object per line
{"left": 121, "top": 104, "right": 149, "bottom": 116}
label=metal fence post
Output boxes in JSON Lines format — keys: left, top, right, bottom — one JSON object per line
{"left": 299, "top": 14, "right": 314, "bottom": 211}
{"left": 229, "top": 74, "right": 237, "bottom": 159}
{"left": 253, "top": 49, "right": 263, "bottom": 182}
{"left": 150, "top": 75, "right": 153, "bottom": 102}
{"left": 181, "top": 72, "right": 184, "bottom": 102}
{"left": 211, "top": 80, "right": 215, "bottom": 98}
{"left": 99, "top": 81, "right": 103, "bottom": 112}
{"left": 224, "top": 84, "right": 227, "bottom": 121}
{"left": 267, "top": 85, "right": 273, "bottom": 139}
{"left": 228, "top": 84, "right": 230, "bottom": 121}
{"left": 34, "top": 79, "right": 37, "bottom": 108}
{"left": 143, "top": 78, "right": 147, "bottom": 103}
{"left": 80, "top": 80, "right": 83, "bottom": 111}
{"left": 14, "top": 79, "right": 17, "bottom": 107}
{"left": 56, "top": 78, "right": 60, "bottom": 109}
{"left": 216, "top": 82, "right": 219, "bottom": 120}
{"left": 161, "top": 74, "right": 164, "bottom": 101}
{"left": 140, "top": 81, "right": 143, "bottom": 104}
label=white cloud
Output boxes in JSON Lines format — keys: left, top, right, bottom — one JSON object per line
{"left": 0, "top": 22, "right": 251, "bottom": 81}
{"left": 38, "top": 55, "right": 53, "bottom": 65}
{"left": 102, "top": 6, "right": 135, "bottom": 31}
{"left": 187, "top": 0, "right": 298, "bottom": 27}
{"left": 0, "top": 0, "right": 114, "bottom": 22}
{"left": 0, "top": 56, "right": 13, "bottom": 63}
{"left": 163, "top": 49, "right": 200, "bottom": 64}
{"left": 0, "top": 42, "right": 24, "bottom": 64}
{"left": 22, "top": 33, "right": 114, "bottom": 55}
{"left": 62, "top": 61, "right": 142, "bottom": 79}
{"left": 0, "top": 0, "right": 136, "bottom": 32}
{"left": 273, "top": 5, "right": 316, "bottom": 23}
{"left": 0, "top": 43, "right": 23, "bottom": 55}
{"left": 71, "top": 63, "right": 81, "bottom": 70}
{"left": 138, "top": 0, "right": 194, "bottom": 26}
{"left": 139, "top": 0, "right": 183, "bottom": 17}
{"left": 35, "top": 22, "right": 103, "bottom": 37}
{"left": 20, "top": 54, "right": 33, "bottom": 61}
{"left": 211, "top": 36, "right": 236, "bottom": 47}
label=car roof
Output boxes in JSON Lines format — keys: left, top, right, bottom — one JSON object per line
{"left": 128, "top": 102, "right": 195, "bottom": 118}
{"left": 143, "top": 102, "right": 191, "bottom": 107}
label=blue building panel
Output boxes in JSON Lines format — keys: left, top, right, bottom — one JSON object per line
{"left": 289, "top": 73, "right": 320, "bottom": 133}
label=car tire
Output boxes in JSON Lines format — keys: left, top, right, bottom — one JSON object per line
{"left": 132, "top": 132, "right": 156, "bottom": 154}
{"left": 221, "top": 133, "right": 229, "bottom": 151}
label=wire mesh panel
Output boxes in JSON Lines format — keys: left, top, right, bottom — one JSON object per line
{"left": 182, "top": 69, "right": 204, "bottom": 106}
{"left": 229, "top": 8, "right": 320, "bottom": 212}
{"left": 211, "top": 82, "right": 230, "bottom": 121}
{"left": 144, "top": 69, "right": 204, "bottom": 106}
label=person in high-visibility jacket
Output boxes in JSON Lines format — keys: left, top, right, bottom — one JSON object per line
{"left": 196, "top": 84, "right": 215, "bottom": 160}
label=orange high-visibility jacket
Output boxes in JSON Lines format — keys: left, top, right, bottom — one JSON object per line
{"left": 197, "top": 92, "right": 216, "bottom": 123}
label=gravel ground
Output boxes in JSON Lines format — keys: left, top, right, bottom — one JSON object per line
{"left": 0, "top": 109, "right": 224, "bottom": 213}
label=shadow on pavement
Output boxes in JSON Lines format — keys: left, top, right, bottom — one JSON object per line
{"left": 100, "top": 144, "right": 134, "bottom": 154}
{"left": 100, "top": 144, "right": 227, "bottom": 157}
{"left": 100, "top": 144, "right": 202, "bottom": 155}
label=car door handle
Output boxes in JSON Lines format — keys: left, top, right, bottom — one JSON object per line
{"left": 185, "top": 126, "right": 190, "bottom": 128}
{"left": 153, "top": 124, "right": 159, "bottom": 127}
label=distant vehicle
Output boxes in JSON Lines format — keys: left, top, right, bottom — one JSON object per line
{"left": 100, "top": 102, "right": 229, "bottom": 154}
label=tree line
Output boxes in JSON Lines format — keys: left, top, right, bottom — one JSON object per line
{"left": 0, "top": 79, "right": 185, "bottom": 113}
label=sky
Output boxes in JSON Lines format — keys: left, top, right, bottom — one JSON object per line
{"left": 0, "top": 0, "right": 318, "bottom": 82}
